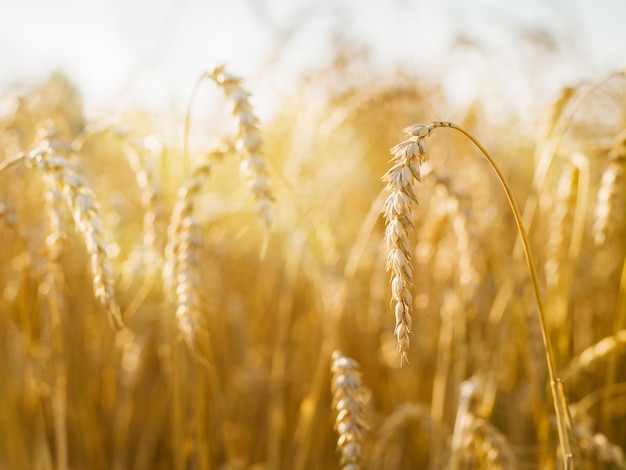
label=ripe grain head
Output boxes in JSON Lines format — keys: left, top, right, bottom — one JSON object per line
{"left": 382, "top": 124, "right": 436, "bottom": 363}
{"left": 331, "top": 351, "right": 370, "bottom": 470}
{"left": 24, "top": 130, "right": 123, "bottom": 329}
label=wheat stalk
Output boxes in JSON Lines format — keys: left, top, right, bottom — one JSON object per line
{"left": 432, "top": 178, "right": 482, "bottom": 300}
{"left": 385, "top": 121, "right": 576, "bottom": 468}
{"left": 40, "top": 185, "right": 69, "bottom": 470}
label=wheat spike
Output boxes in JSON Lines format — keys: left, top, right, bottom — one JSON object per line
{"left": 205, "top": 65, "right": 273, "bottom": 227}
{"left": 451, "top": 378, "right": 518, "bottom": 469}
{"left": 593, "top": 132, "right": 626, "bottom": 246}
{"left": 382, "top": 124, "right": 436, "bottom": 363}
{"left": 163, "top": 164, "right": 210, "bottom": 344}
{"left": 563, "top": 330, "right": 626, "bottom": 380}
{"left": 22, "top": 130, "right": 124, "bottom": 328}
{"left": 331, "top": 351, "right": 369, "bottom": 470}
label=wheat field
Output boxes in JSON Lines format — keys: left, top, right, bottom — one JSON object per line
{"left": 0, "top": 62, "right": 625, "bottom": 470}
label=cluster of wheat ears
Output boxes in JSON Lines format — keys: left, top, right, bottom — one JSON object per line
{"left": 0, "top": 65, "right": 625, "bottom": 469}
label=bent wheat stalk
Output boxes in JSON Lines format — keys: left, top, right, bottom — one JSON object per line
{"left": 383, "top": 121, "right": 576, "bottom": 468}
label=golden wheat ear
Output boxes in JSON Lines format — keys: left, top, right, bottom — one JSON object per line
{"left": 381, "top": 124, "right": 436, "bottom": 365}
{"left": 183, "top": 65, "right": 273, "bottom": 228}
{"left": 593, "top": 132, "right": 626, "bottom": 247}
{"left": 163, "top": 164, "right": 210, "bottom": 345}
{"left": 331, "top": 351, "right": 370, "bottom": 470}
{"left": 0, "top": 132, "right": 124, "bottom": 329}
{"left": 448, "top": 378, "right": 518, "bottom": 469}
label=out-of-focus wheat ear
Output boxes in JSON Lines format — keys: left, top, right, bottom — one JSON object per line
{"left": 450, "top": 378, "right": 518, "bottom": 470}
{"left": 461, "top": 417, "right": 518, "bottom": 469}
{"left": 205, "top": 65, "right": 273, "bottom": 227}
{"left": 371, "top": 402, "right": 447, "bottom": 469}
{"left": 562, "top": 329, "right": 626, "bottom": 381}
{"left": 573, "top": 420, "right": 625, "bottom": 468}
{"left": 545, "top": 162, "right": 578, "bottom": 289}
{"left": 382, "top": 123, "right": 436, "bottom": 364}
{"left": 163, "top": 164, "right": 210, "bottom": 345}
{"left": 25, "top": 136, "right": 124, "bottom": 329}
{"left": 545, "top": 153, "right": 590, "bottom": 361}
{"left": 593, "top": 132, "right": 626, "bottom": 247}
{"left": 330, "top": 351, "right": 370, "bottom": 470}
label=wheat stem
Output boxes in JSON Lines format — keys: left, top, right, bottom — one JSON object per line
{"left": 431, "top": 120, "right": 576, "bottom": 469}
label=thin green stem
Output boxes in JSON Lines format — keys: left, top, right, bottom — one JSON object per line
{"left": 433, "top": 121, "right": 576, "bottom": 468}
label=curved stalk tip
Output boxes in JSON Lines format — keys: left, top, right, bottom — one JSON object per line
{"left": 432, "top": 121, "right": 577, "bottom": 468}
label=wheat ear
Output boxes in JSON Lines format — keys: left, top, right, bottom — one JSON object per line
{"left": 382, "top": 123, "right": 436, "bottom": 364}
{"left": 330, "top": 351, "right": 369, "bottom": 470}
{"left": 543, "top": 157, "right": 583, "bottom": 360}
{"left": 575, "top": 424, "right": 625, "bottom": 467}
{"left": 1, "top": 133, "right": 123, "bottom": 328}
{"left": 462, "top": 417, "right": 518, "bottom": 469}
{"left": 450, "top": 379, "right": 518, "bottom": 470}
{"left": 563, "top": 329, "right": 626, "bottom": 380}
{"left": 371, "top": 402, "right": 446, "bottom": 469}
{"left": 163, "top": 164, "right": 210, "bottom": 344}
{"left": 545, "top": 162, "right": 579, "bottom": 287}
{"left": 184, "top": 65, "right": 273, "bottom": 227}
{"left": 594, "top": 132, "right": 626, "bottom": 246}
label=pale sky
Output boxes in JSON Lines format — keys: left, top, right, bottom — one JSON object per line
{"left": 1, "top": 0, "right": 625, "bottom": 121}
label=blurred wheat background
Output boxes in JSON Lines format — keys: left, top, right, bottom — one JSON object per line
{"left": 1, "top": 1, "right": 626, "bottom": 469}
